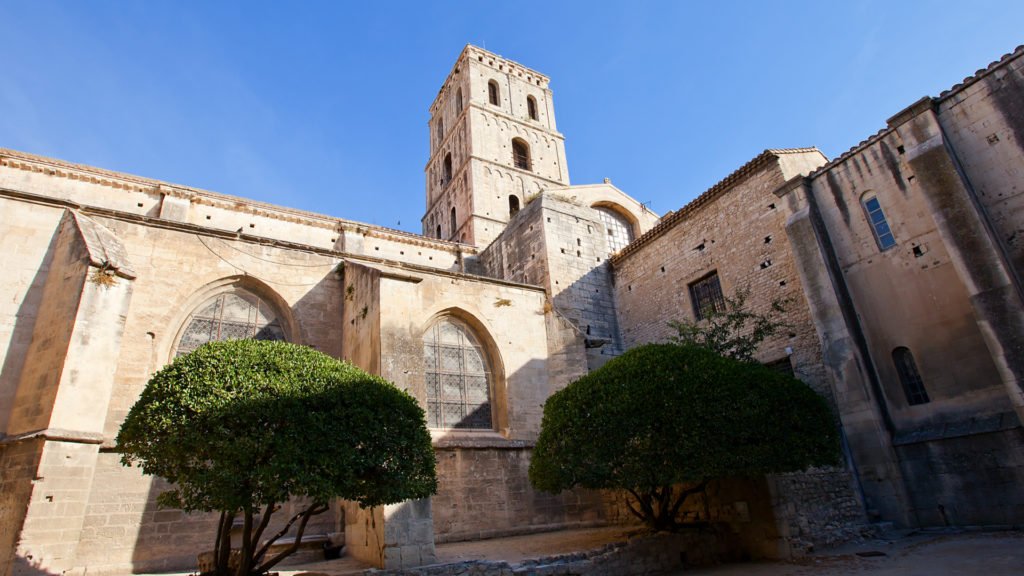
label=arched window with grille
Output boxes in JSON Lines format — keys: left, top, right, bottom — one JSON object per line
{"left": 488, "top": 80, "right": 500, "bottom": 106}
{"left": 423, "top": 317, "right": 493, "bottom": 429}
{"left": 512, "top": 138, "right": 531, "bottom": 171}
{"left": 509, "top": 195, "right": 520, "bottom": 217}
{"left": 174, "top": 289, "right": 286, "bottom": 357}
{"left": 527, "top": 95, "right": 538, "bottom": 120}
{"left": 595, "top": 206, "right": 635, "bottom": 254}
{"left": 893, "top": 347, "right": 930, "bottom": 405}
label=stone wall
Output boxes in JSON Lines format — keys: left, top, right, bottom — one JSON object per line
{"left": 431, "top": 443, "right": 626, "bottom": 544}
{"left": 610, "top": 149, "right": 869, "bottom": 550}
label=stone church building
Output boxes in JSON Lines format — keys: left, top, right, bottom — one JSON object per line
{"left": 1, "top": 44, "right": 1023, "bottom": 575}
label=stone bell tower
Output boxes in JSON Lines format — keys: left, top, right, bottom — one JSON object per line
{"left": 422, "top": 45, "right": 570, "bottom": 248}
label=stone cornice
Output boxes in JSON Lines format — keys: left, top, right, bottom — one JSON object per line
{"left": 0, "top": 147, "right": 476, "bottom": 256}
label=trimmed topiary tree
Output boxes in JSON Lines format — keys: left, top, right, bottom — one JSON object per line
{"left": 116, "top": 340, "right": 437, "bottom": 576}
{"left": 529, "top": 343, "right": 839, "bottom": 531}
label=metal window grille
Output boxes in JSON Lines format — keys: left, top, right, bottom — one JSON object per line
{"left": 595, "top": 207, "right": 634, "bottom": 254}
{"left": 512, "top": 140, "right": 530, "bottom": 170}
{"left": 423, "top": 319, "right": 492, "bottom": 429}
{"left": 176, "top": 292, "right": 284, "bottom": 357}
{"left": 893, "top": 347, "right": 930, "bottom": 405}
{"left": 689, "top": 273, "right": 726, "bottom": 321}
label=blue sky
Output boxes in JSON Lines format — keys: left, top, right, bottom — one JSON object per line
{"left": 2, "top": 1, "right": 1022, "bottom": 234}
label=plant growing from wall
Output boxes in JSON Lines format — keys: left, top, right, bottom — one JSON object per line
{"left": 669, "top": 288, "right": 790, "bottom": 363}
{"left": 116, "top": 340, "right": 437, "bottom": 576}
{"left": 529, "top": 343, "right": 838, "bottom": 531}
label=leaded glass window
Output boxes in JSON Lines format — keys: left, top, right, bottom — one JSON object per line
{"left": 423, "top": 318, "right": 492, "bottom": 429}
{"left": 175, "top": 291, "right": 285, "bottom": 357}
{"left": 596, "top": 207, "right": 634, "bottom": 254}
{"left": 863, "top": 194, "right": 896, "bottom": 251}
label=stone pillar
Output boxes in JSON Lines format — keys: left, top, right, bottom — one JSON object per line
{"left": 889, "top": 99, "right": 1024, "bottom": 425}
{"left": 777, "top": 180, "right": 914, "bottom": 526}
{"left": 339, "top": 262, "right": 436, "bottom": 569}
{"left": 343, "top": 499, "right": 436, "bottom": 569}
{"left": 0, "top": 211, "right": 135, "bottom": 576}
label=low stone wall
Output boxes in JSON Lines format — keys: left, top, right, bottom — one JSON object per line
{"left": 366, "top": 532, "right": 722, "bottom": 576}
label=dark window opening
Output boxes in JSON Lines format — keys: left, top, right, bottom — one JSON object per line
{"left": 527, "top": 96, "right": 538, "bottom": 120}
{"left": 512, "top": 138, "right": 531, "bottom": 170}
{"left": 764, "top": 357, "right": 794, "bottom": 377}
{"left": 488, "top": 80, "right": 500, "bottom": 106}
{"left": 893, "top": 347, "right": 930, "bottom": 405}
{"left": 443, "top": 153, "right": 453, "bottom": 186}
{"left": 436, "top": 224, "right": 442, "bottom": 239}
{"left": 437, "top": 119, "right": 444, "bottom": 144}
{"left": 509, "top": 195, "right": 520, "bottom": 216}
{"left": 689, "top": 272, "right": 726, "bottom": 321}
{"left": 450, "top": 207, "right": 457, "bottom": 239}
{"left": 456, "top": 88, "right": 463, "bottom": 114}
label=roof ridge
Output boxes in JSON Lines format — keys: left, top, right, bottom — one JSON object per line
{"left": 612, "top": 148, "right": 820, "bottom": 263}
{"left": 938, "top": 44, "right": 1024, "bottom": 100}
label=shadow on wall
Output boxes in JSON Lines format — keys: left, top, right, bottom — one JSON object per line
{"left": 0, "top": 224, "right": 60, "bottom": 433}
{"left": 13, "top": 553, "right": 61, "bottom": 576}
{"left": 125, "top": 271, "right": 345, "bottom": 573}
{"left": 430, "top": 357, "right": 632, "bottom": 544}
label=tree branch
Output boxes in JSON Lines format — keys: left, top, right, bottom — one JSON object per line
{"left": 256, "top": 503, "right": 329, "bottom": 574}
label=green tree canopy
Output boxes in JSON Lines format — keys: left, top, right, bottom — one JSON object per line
{"left": 116, "top": 340, "right": 436, "bottom": 576}
{"left": 529, "top": 343, "right": 838, "bottom": 531}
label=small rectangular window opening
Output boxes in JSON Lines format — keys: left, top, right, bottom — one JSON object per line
{"left": 689, "top": 272, "right": 726, "bottom": 321}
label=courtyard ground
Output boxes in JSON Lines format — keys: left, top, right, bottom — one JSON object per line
{"left": 435, "top": 527, "right": 1024, "bottom": 576}
{"left": 148, "top": 526, "right": 1024, "bottom": 576}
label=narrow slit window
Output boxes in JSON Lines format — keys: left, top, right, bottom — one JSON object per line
{"left": 527, "top": 96, "right": 538, "bottom": 120}
{"left": 863, "top": 194, "right": 896, "bottom": 250}
{"left": 450, "top": 207, "right": 457, "bottom": 239}
{"left": 455, "top": 88, "right": 463, "bottom": 114}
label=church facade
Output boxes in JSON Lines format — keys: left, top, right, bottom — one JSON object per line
{"left": 1, "top": 44, "right": 1022, "bottom": 575}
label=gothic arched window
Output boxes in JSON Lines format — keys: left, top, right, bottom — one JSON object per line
{"left": 423, "top": 317, "right": 493, "bottom": 429}
{"left": 595, "top": 206, "right": 635, "bottom": 254}
{"left": 174, "top": 290, "right": 285, "bottom": 357}
{"left": 488, "top": 80, "right": 500, "bottom": 106}
{"left": 527, "top": 95, "right": 538, "bottom": 120}
{"left": 512, "top": 138, "right": 531, "bottom": 171}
